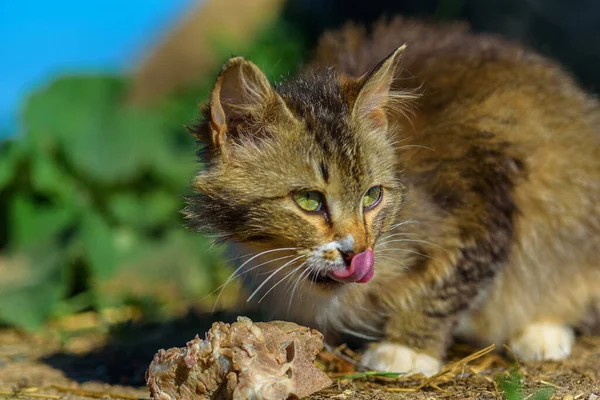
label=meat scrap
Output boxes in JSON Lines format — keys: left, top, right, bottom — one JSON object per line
{"left": 145, "top": 317, "right": 332, "bottom": 399}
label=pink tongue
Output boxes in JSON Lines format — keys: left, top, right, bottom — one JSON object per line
{"left": 328, "top": 249, "right": 375, "bottom": 283}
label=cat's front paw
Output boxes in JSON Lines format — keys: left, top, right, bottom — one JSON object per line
{"left": 360, "top": 342, "right": 441, "bottom": 377}
{"left": 508, "top": 323, "right": 574, "bottom": 361}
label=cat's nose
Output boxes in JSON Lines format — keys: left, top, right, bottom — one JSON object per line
{"left": 339, "top": 250, "right": 356, "bottom": 266}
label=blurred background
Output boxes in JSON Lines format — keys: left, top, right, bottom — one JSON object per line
{"left": 1, "top": 0, "right": 600, "bottom": 334}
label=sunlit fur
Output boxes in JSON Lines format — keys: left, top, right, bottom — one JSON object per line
{"left": 184, "top": 17, "right": 600, "bottom": 370}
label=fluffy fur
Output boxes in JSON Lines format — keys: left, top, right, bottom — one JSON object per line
{"left": 184, "top": 17, "right": 600, "bottom": 375}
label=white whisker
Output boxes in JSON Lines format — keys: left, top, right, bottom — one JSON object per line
{"left": 374, "top": 256, "right": 408, "bottom": 269}
{"left": 247, "top": 255, "right": 305, "bottom": 302}
{"left": 223, "top": 252, "right": 255, "bottom": 264}
{"left": 376, "top": 238, "right": 448, "bottom": 253}
{"left": 388, "top": 219, "right": 421, "bottom": 230}
{"left": 395, "top": 144, "right": 435, "bottom": 152}
{"left": 287, "top": 266, "right": 313, "bottom": 314}
{"left": 376, "top": 232, "right": 421, "bottom": 246}
{"left": 205, "top": 253, "right": 296, "bottom": 304}
{"left": 212, "top": 247, "right": 299, "bottom": 310}
{"left": 258, "top": 260, "right": 307, "bottom": 303}
{"left": 376, "top": 248, "right": 431, "bottom": 259}
{"left": 340, "top": 327, "right": 380, "bottom": 341}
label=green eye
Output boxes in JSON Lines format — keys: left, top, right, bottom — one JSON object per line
{"left": 363, "top": 186, "right": 383, "bottom": 209}
{"left": 293, "top": 190, "right": 323, "bottom": 212}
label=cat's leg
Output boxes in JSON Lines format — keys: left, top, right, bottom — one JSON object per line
{"left": 508, "top": 322, "right": 575, "bottom": 361}
{"left": 359, "top": 137, "right": 522, "bottom": 376}
{"left": 360, "top": 308, "right": 451, "bottom": 376}
{"left": 360, "top": 266, "right": 493, "bottom": 376}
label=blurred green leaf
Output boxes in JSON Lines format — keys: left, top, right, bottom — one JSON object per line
{"left": 153, "top": 149, "right": 198, "bottom": 188}
{"left": 108, "top": 190, "right": 180, "bottom": 229}
{"left": 164, "top": 230, "right": 215, "bottom": 297}
{"left": 95, "top": 230, "right": 219, "bottom": 312}
{"left": 498, "top": 368, "right": 523, "bottom": 400}
{"left": 31, "top": 150, "right": 81, "bottom": 200}
{"left": 23, "top": 76, "right": 121, "bottom": 141}
{"left": 0, "top": 140, "right": 24, "bottom": 189}
{"left": 106, "top": 194, "right": 138, "bottom": 225}
{"left": 23, "top": 77, "right": 170, "bottom": 184}
{"left": 81, "top": 210, "right": 118, "bottom": 280}
{"left": 0, "top": 250, "right": 67, "bottom": 331}
{"left": 530, "top": 387, "right": 554, "bottom": 400}
{"left": 10, "top": 195, "right": 76, "bottom": 251}
{"left": 53, "top": 290, "right": 96, "bottom": 319}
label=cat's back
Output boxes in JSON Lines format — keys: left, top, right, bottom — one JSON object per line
{"left": 309, "top": 17, "right": 600, "bottom": 147}
{"left": 309, "top": 16, "right": 600, "bottom": 177}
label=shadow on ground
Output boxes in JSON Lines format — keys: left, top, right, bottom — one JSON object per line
{"left": 42, "top": 309, "right": 266, "bottom": 386}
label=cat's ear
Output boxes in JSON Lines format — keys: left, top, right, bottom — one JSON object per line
{"left": 208, "top": 57, "right": 291, "bottom": 152}
{"left": 352, "top": 45, "right": 407, "bottom": 131}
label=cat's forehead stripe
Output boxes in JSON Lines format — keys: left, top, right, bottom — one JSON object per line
{"left": 320, "top": 162, "right": 329, "bottom": 182}
{"left": 277, "top": 70, "right": 381, "bottom": 195}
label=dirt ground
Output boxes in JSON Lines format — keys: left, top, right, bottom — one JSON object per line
{"left": 0, "top": 309, "right": 599, "bottom": 400}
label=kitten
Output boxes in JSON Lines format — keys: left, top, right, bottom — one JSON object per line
{"left": 184, "top": 17, "right": 600, "bottom": 376}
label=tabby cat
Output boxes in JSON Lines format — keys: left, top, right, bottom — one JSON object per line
{"left": 184, "top": 17, "right": 600, "bottom": 376}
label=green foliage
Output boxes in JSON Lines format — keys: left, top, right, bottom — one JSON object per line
{"left": 0, "top": 19, "right": 308, "bottom": 330}
{"left": 338, "top": 371, "right": 405, "bottom": 380}
{"left": 497, "top": 368, "right": 554, "bottom": 400}
{"left": 0, "top": 249, "right": 67, "bottom": 331}
{"left": 0, "top": 75, "right": 206, "bottom": 329}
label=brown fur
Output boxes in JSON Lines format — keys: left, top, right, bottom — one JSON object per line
{"left": 184, "top": 17, "right": 600, "bottom": 368}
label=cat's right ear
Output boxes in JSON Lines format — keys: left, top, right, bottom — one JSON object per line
{"left": 206, "top": 57, "right": 291, "bottom": 155}
{"left": 352, "top": 45, "right": 407, "bottom": 132}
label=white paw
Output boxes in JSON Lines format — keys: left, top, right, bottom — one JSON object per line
{"left": 360, "top": 342, "right": 442, "bottom": 377}
{"left": 509, "top": 323, "right": 575, "bottom": 361}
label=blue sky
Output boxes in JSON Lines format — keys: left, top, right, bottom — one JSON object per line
{"left": 0, "top": 0, "right": 196, "bottom": 138}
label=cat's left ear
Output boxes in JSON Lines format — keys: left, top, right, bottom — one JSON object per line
{"left": 352, "top": 45, "right": 407, "bottom": 131}
{"left": 207, "top": 56, "right": 294, "bottom": 154}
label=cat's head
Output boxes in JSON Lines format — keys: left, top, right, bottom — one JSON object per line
{"left": 184, "top": 46, "right": 413, "bottom": 298}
